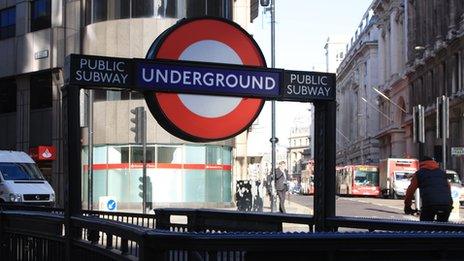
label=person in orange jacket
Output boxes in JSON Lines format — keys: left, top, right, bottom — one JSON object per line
{"left": 404, "top": 156, "right": 452, "bottom": 222}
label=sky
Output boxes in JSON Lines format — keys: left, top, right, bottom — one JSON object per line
{"left": 248, "top": 0, "right": 373, "bottom": 148}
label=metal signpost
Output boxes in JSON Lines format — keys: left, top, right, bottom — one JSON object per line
{"left": 437, "top": 96, "right": 449, "bottom": 169}
{"left": 413, "top": 105, "right": 425, "bottom": 159}
{"left": 64, "top": 17, "right": 336, "bottom": 233}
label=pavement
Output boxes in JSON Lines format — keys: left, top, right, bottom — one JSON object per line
{"left": 261, "top": 193, "right": 313, "bottom": 215}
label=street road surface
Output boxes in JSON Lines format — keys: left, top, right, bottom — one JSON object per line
{"left": 286, "top": 194, "right": 464, "bottom": 221}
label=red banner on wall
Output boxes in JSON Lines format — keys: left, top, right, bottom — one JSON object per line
{"left": 29, "top": 146, "right": 56, "bottom": 161}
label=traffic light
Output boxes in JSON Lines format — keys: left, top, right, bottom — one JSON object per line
{"left": 130, "top": 106, "right": 145, "bottom": 143}
{"left": 138, "top": 175, "right": 153, "bottom": 210}
{"left": 138, "top": 176, "right": 144, "bottom": 200}
{"left": 146, "top": 176, "right": 153, "bottom": 210}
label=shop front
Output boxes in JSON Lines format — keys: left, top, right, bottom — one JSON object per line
{"left": 82, "top": 144, "right": 232, "bottom": 210}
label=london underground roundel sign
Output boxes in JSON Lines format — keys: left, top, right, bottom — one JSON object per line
{"left": 144, "top": 17, "right": 266, "bottom": 142}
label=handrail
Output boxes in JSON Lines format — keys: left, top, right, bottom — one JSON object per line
{"left": 71, "top": 215, "right": 149, "bottom": 242}
{"left": 84, "top": 209, "right": 156, "bottom": 219}
{"left": 154, "top": 208, "right": 315, "bottom": 232}
{"left": 327, "top": 216, "right": 464, "bottom": 231}
{"left": 1, "top": 210, "right": 64, "bottom": 237}
{"left": 143, "top": 229, "right": 464, "bottom": 260}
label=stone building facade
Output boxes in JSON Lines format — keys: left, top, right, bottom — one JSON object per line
{"left": 373, "top": 0, "right": 410, "bottom": 160}
{"left": 405, "top": 0, "right": 464, "bottom": 176}
{"left": 336, "top": 7, "right": 380, "bottom": 166}
{"left": 287, "top": 117, "right": 311, "bottom": 179}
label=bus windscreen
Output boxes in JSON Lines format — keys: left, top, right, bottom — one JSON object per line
{"left": 354, "top": 170, "right": 379, "bottom": 186}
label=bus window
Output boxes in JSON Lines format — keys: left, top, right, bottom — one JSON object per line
{"left": 354, "top": 170, "right": 379, "bottom": 186}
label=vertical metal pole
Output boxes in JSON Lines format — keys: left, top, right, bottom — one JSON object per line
{"left": 142, "top": 109, "right": 147, "bottom": 214}
{"left": 419, "top": 143, "right": 424, "bottom": 161}
{"left": 270, "top": 0, "right": 277, "bottom": 212}
{"left": 63, "top": 85, "right": 82, "bottom": 260}
{"left": 326, "top": 101, "right": 336, "bottom": 224}
{"left": 325, "top": 42, "right": 329, "bottom": 72}
{"left": 314, "top": 101, "right": 336, "bottom": 232}
{"left": 87, "top": 90, "right": 94, "bottom": 210}
{"left": 442, "top": 96, "right": 449, "bottom": 170}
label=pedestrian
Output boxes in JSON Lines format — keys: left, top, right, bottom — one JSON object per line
{"left": 404, "top": 156, "right": 453, "bottom": 222}
{"left": 265, "top": 172, "right": 276, "bottom": 211}
{"left": 275, "top": 161, "right": 288, "bottom": 213}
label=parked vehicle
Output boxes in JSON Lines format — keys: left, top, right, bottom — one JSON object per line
{"left": 336, "top": 165, "right": 381, "bottom": 197}
{"left": 0, "top": 150, "right": 55, "bottom": 206}
{"left": 379, "top": 158, "right": 419, "bottom": 199}
{"left": 446, "top": 170, "right": 464, "bottom": 206}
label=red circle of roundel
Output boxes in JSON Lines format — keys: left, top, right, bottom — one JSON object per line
{"left": 144, "top": 17, "right": 266, "bottom": 142}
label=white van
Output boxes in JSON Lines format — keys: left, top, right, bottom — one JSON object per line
{"left": 0, "top": 150, "right": 55, "bottom": 206}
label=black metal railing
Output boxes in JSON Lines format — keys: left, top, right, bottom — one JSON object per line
{"left": 2, "top": 205, "right": 464, "bottom": 260}
{"left": 154, "top": 208, "right": 315, "bottom": 232}
{"left": 143, "top": 229, "right": 464, "bottom": 261}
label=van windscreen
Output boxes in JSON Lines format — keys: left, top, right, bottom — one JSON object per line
{"left": 0, "top": 163, "right": 45, "bottom": 180}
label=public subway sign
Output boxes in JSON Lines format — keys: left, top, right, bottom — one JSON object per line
{"left": 136, "top": 60, "right": 281, "bottom": 99}
{"left": 64, "top": 18, "right": 335, "bottom": 142}
{"left": 64, "top": 54, "right": 133, "bottom": 89}
{"left": 281, "top": 70, "right": 336, "bottom": 101}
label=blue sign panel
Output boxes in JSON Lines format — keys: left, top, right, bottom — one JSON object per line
{"left": 281, "top": 70, "right": 336, "bottom": 101}
{"left": 107, "top": 199, "right": 117, "bottom": 211}
{"left": 135, "top": 61, "right": 281, "bottom": 99}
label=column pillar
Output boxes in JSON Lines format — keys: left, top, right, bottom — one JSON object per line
{"left": 16, "top": 76, "right": 30, "bottom": 152}
{"left": 378, "top": 28, "right": 385, "bottom": 83}
{"left": 449, "top": 0, "right": 457, "bottom": 39}
{"left": 390, "top": 9, "right": 400, "bottom": 75}
{"left": 52, "top": 69, "right": 65, "bottom": 207}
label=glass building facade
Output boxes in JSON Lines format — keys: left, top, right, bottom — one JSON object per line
{"left": 82, "top": 144, "right": 232, "bottom": 210}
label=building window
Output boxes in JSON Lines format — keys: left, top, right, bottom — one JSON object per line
{"left": 0, "top": 78, "right": 16, "bottom": 113}
{"left": 131, "top": 146, "right": 156, "bottom": 163}
{"left": 426, "top": 71, "right": 433, "bottom": 104}
{"left": 131, "top": 0, "right": 177, "bottom": 18}
{"left": 157, "top": 145, "right": 182, "bottom": 163}
{"left": 92, "top": 90, "right": 143, "bottom": 102}
{"left": 85, "top": 0, "right": 233, "bottom": 25}
{"left": 30, "top": 73, "right": 52, "bottom": 109}
{"left": 452, "top": 53, "right": 460, "bottom": 94}
{"left": 441, "top": 62, "right": 446, "bottom": 96}
{"left": 91, "top": 0, "right": 108, "bottom": 23}
{"left": 0, "top": 7, "right": 15, "bottom": 40}
{"left": 31, "top": 0, "right": 51, "bottom": 32}
{"left": 109, "top": 0, "right": 131, "bottom": 20}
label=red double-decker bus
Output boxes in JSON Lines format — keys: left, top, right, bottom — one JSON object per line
{"left": 336, "top": 165, "right": 381, "bottom": 197}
